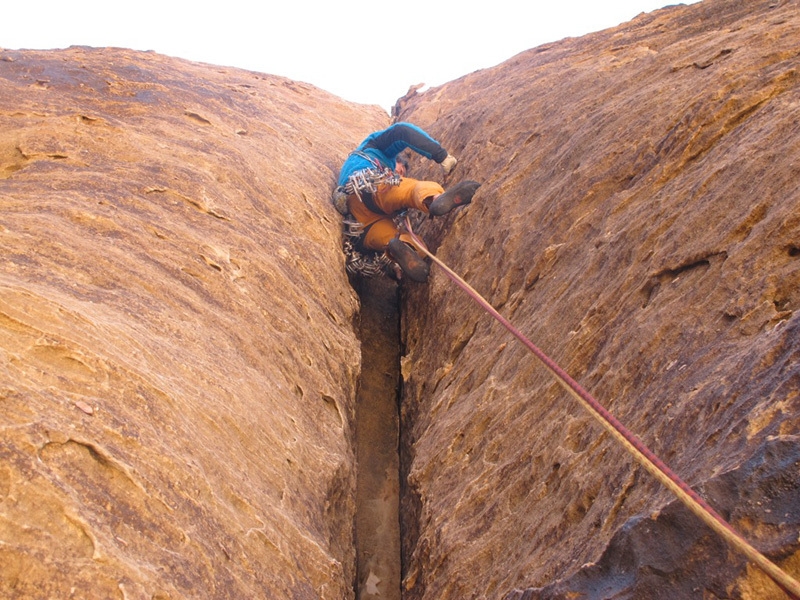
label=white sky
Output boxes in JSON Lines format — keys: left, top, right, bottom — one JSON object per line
{"left": 2, "top": 1, "right": 700, "bottom": 113}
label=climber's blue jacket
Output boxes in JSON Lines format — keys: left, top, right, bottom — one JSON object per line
{"left": 337, "top": 122, "right": 448, "bottom": 186}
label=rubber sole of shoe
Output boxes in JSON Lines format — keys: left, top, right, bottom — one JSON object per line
{"left": 387, "top": 239, "right": 429, "bottom": 282}
{"left": 428, "top": 180, "right": 481, "bottom": 216}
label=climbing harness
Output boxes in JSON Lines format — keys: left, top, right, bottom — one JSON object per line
{"left": 403, "top": 216, "right": 800, "bottom": 599}
{"left": 339, "top": 212, "right": 410, "bottom": 279}
{"left": 343, "top": 167, "right": 401, "bottom": 196}
{"left": 333, "top": 150, "right": 402, "bottom": 214}
{"left": 343, "top": 151, "right": 402, "bottom": 193}
{"left": 333, "top": 153, "right": 404, "bottom": 279}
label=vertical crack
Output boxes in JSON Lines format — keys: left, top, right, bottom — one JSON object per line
{"left": 353, "top": 275, "right": 402, "bottom": 600}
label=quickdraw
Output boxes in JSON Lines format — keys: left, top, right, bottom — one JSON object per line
{"left": 343, "top": 150, "right": 402, "bottom": 195}
{"left": 343, "top": 167, "right": 401, "bottom": 196}
{"left": 334, "top": 153, "right": 405, "bottom": 279}
{"left": 341, "top": 213, "right": 409, "bottom": 279}
{"left": 343, "top": 236, "right": 394, "bottom": 278}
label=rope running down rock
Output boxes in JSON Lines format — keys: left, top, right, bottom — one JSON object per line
{"left": 403, "top": 216, "right": 800, "bottom": 599}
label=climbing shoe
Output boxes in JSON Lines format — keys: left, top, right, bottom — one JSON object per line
{"left": 387, "top": 238, "right": 429, "bottom": 283}
{"left": 428, "top": 180, "right": 481, "bottom": 216}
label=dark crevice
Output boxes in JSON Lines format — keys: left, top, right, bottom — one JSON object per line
{"left": 352, "top": 275, "right": 402, "bottom": 600}
{"left": 653, "top": 255, "right": 713, "bottom": 280}
{"left": 640, "top": 252, "right": 726, "bottom": 308}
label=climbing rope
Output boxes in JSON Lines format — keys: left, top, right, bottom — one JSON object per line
{"left": 403, "top": 216, "right": 800, "bottom": 599}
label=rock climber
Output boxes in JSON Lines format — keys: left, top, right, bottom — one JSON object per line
{"left": 335, "top": 122, "right": 480, "bottom": 282}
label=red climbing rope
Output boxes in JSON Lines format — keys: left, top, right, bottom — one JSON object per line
{"left": 403, "top": 216, "right": 800, "bottom": 599}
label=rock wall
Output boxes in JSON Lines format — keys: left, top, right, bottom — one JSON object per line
{"left": 3, "top": 1, "right": 800, "bottom": 598}
{"left": 0, "top": 47, "right": 388, "bottom": 599}
{"left": 396, "top": 0, "right": 800, "bottom": 598}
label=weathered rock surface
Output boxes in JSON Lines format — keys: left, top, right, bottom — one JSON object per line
{"left": 0, "top": 47, "right": 388, "bottom": 599}
{"left": 396, "top": 0, "right": 800, "bottom": 597}
{"left": 3, "top": 1, "right": 800, "bottom": 598}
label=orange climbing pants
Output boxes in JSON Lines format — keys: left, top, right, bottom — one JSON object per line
{"left": 347, "top": 177, "right": 444, "bottom": 251}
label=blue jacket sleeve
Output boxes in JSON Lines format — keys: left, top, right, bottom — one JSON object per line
{"left": 362, "top": 123, "right": 448, "bottom": 164}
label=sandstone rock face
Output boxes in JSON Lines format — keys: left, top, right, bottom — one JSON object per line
{"left": 396, "top": 0, "right": 800, "bottom": 597}
{"left": 3, "top": 1, "right": 800, "bottom": 598}
{"left": 0, "top": 47, "right": 388, "bottom": 599}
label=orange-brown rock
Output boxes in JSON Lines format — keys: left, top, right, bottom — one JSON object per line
{"left": 3, "top": 0, "right": 800, "bottom": 598}
{"left": 396, "top": 0, "right": 800, "bottom": 598}
{"left": 0, "top": 46, "right": 387, "bottom": 598}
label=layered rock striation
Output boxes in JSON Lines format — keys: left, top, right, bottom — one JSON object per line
{"left": 2, "top": 0, "right": 800, "bottom": 598}
{"left": 396, "top": 0, "right": 800, "bottom": 597}
{"left": 0, "top": 47, "right": 387, "bottom": 599}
